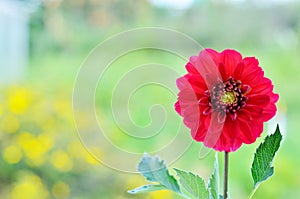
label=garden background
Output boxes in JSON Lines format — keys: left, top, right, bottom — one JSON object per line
{"left": 0, "top": 0, "right": 299, "bottom": 198}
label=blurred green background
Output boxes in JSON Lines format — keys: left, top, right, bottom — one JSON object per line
{"left": 0, "top": 0, "right": 300, "bottom": 198}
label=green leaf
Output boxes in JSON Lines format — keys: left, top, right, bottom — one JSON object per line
{"left": 174, "top": 168, "right": 209, "bottom": 199}
{"left": 128, "top": 153, "right": 181, "bottom": 195}
{"left": 251, "top": 124, "right": 283, "bottom": 188}
{"left": 128, "top": 184, "right": 166, "bottom": 194}
{"left": 208, "top": 153, "right": 220, "bottom": 199}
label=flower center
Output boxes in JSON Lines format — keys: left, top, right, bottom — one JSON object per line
{"left": 208, "top": 77, "right": 249, "bottom": 114}
{"left": 221, "top": 91, "right": 236, "bottom": 104}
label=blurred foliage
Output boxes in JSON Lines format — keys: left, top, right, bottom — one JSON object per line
{"left": 1, "top": 0, "right": 300, "bottom": 198}
{"left": 0, "top": 85, "right": 97, "bottom": 198}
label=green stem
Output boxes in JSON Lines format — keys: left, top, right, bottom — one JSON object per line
{"left": 224, "top": 151, "right": 229, "bottom": 199}
{"left": 248, "top": 186, "right": 259, "bottom": 199}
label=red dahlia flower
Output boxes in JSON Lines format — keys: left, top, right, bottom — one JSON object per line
{"left": 175, "top": 49, "right": 278, "bottom": 152}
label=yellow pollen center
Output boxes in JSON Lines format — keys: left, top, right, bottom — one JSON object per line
{"left": 221, "top": 91, "right": 235, "bottom": 104}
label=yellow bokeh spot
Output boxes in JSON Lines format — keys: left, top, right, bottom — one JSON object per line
{"left": 8, "top": 87, "right": 32, "bottom": 115}
{"left": 0, "top": 103, "right": 3, "bottom": 116}
{"left": 52, "top": 181, "right": 70, "bottom": 199}
{"left": 10, "top": 173, "right": 49, "bottom": 199}
{"left": 17, "top": 132, "right": 53, "bottom": 166}
{"left": 67, "top": 141, "right": 102, "bottom": 165}
{"left": 2, "top": 145, "right": 22, "bottom": 164}
{"left": 41, "top": 117, "right": 56, "bottom": 131}
{"left": 50, "top": 150, "right": 73, "bottom": 172}
{"left": 67, "top": 140, "right": 84, "bottom": 159}
{"left": 125, "top": 176, "right": 146, "bottom": 191}
{"left": 53, "top": 99, "right": 72, "bottom": 120}
{"left": 148, "top": 190, "right": 174, "bottom": 199}
{"left": 1, "top": 115, "right": 20, "bottom": 133}
{"left": 84, "top": 147, "right": 103, "bottom": 165}
{"left": 84, "top": 152, "right": 99, "bottom": 165}
{"left": 38, "top": 133, "right": 54, "bottom": 152}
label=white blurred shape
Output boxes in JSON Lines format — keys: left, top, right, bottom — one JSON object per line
{"left": 149, "top": 0, "right": 194, "bottom": 9}
{"left": 267, "top": 108, "right": 287, "bottom": 138}
{"left": 0, "top": 0, "right": 34, "bottom": 84}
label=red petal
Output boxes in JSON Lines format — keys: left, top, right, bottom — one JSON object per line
{"left": 203, "top": 107, "right": 212, "bottom": 115}
{"left": 193, "top": 115, "right": 210, "bottom": 141}
{"left": 178, "top": 89, "right": 198, "bottom": 102}
{"left": 243, "top": 69, "right": 264, "bottom": 84}
{"left": 213, "top": 119, "right": 242, "bottom": 152}
{"left": 238, "top": 109, "right": 253, "bottom": 122}
{"left": 174, "top": 101, "right": 181, "bottom": 115}
{"left": 186, "top": 75, "right": 207, "bottom": 93}
{"left": 262, "top": 103, "right": 277, "bottom": 121}
{"left": 176, "top": 76, "right": 189, "bottom": 90}
{"left": 270, "top": 93, "right": 279, "bottom": 103}
{"left": 181, "top": 104, "right": 200, "bottom": 128}
{"left": 242, "top": 57, "right": 259, "bottom": 72}
{"left": 239, "top": 121, "right": 263, "bottom": 144}
{"left": 196, "top": 50, "right": 222, "bottom": 87}
{"left": 185, "top": 62, "right": 199, "bottom": 74}
{"left": 247, "top": 95, "right": 270, "bottom": 106}
{"left": 250, "top": 77, "right": 273, "bottom": 95}
{"left": 233, "top": 62, "right": 244, "bottom": 80}
{"left": 203, "top": 112, "right": 224, "bottom": 148}
{"left": 203, "top": 73, "right": 218, "bottom": 88}
{"left": 198, "top": 96, "right": 210, "bottom": 106}
{"left": 240, "top": 57, "right": 264, "bottom": 84}
{"left": 218, "top": 63, "right": 227, "bottom": 81}
{"left": 221, "top": 49, "right": 242, "bottom": 77}
{"left": 204, "top": 48, "right": 221, "bottom": 65}
{"left": 244, "top": 105, "right": 263, "bottom": 118}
